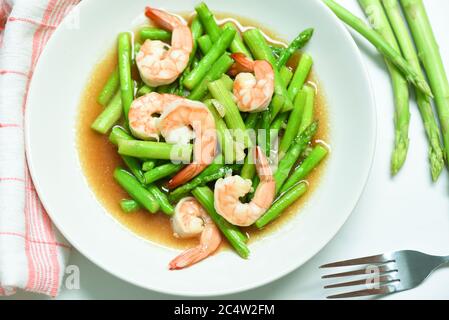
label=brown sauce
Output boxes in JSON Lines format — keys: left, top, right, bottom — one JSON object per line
{"left": 77, "top": 13, "right": 329, "bottom": 250}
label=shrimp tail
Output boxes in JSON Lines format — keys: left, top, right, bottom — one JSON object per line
{"left": 253, "top": 146, "right": 275, "bottom": 210}
{"left": 169, "top": 223, "right": 221, "bottom": 270}
{"left": 169, "top": 247, "right": 206, "bottom": 270}
{"left": 166, "top": 164, "right": 207, "bottom": 189}
{"left": 145, "top": 7, "right": 180, "bottom": 31}
{"left": 255, "top": 146, "right": 272, "bottom": 180}
{"left": 229, "top": 53, "right": 255, "bottom": 76}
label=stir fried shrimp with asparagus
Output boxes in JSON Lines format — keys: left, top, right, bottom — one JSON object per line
{"left": 91, "top": 2, "right": 329, "bottom": 269}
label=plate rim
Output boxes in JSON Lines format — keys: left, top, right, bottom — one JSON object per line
{"left": 24, "top": 0, "right": 377, "bottom": 297}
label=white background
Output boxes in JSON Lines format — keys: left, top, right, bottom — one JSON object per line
{"left": 3, "top": 0, "right": 449, "bottom": 300}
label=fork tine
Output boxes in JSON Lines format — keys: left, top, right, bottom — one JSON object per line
{"left": 320, "top": 254, "right": 391, "bottom": 268}
{"left": 326, "top": 285, "right": 397, "bottom": 299}
{"left": 322, "top": 265, "right": 395, "bottom": 279}
{"left": 324, "top": 275, "right": 397, "bottom": 289}
{"left": 322, "top": 268, "right": 367, "bottom": 279}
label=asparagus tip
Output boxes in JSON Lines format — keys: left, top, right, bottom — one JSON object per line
{"left": 390, "top": 139, "right": 409, "bottom": 176}
{"left": 421, "top": 83, "right": 434, "bottom": 99}
{"left": 304, "top": 28, "right": 314, "bottom": 37}
{"left": 429, "top": 149, "right": 445, "bottom": 182}
{"left": 411, "top": 75, "right": 434, "bottom": 99}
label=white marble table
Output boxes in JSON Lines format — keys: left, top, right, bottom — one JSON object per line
{"left": 4, "top": 0, "right": 449, "bottom": 300}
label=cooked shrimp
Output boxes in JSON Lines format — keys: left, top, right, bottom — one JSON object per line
{"left": 158, "top": 100, "right": 217, "bottom": 189}
{"left": 214, "top": 146, "right": 275, "bottom": 227}
{"left": 169, "top": 197, "right": 222, "bottom": 270}
{"left": 136, "top": 7, "right": 193, "bottom": 87}
{"left": 128, "top": 92, "right": 183, "bottom": 140}
{"left": 230, "top": 53, "right": 275, "bottom": 113}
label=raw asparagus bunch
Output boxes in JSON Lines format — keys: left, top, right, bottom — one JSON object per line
{"left": 400, "top": 0, "right": 449, "bottom": 167}
{"left": 382, "top": 0, "right": 444, "bottom": 181}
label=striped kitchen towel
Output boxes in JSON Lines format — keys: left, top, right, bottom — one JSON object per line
{"left": 0, "top": 0, "right": 79, "bottom": 297}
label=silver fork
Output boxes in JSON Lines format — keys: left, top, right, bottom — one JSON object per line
{"left": 320, "top": 250, "right": 449, "bottom": 299}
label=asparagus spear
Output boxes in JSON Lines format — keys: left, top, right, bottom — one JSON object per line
{"left": 271, "top": 112, "right": 289, "bottom": 132}
{"left": 280, "top": 144, "right": 329, "bottom": 193}
{"left": 271, "top": 46, "right": 285, "bottom": 58}
{"left": 241, "top": 114, "right": 270, "bottom": 182}
{"left": 194, "top": 9, "right": 253, "bottom": 65}
{"left": 114, "top": 168, "right": 159, "bottom": 213}
{"left": 195, "top": 2, "right": 222, "bottom": 43}
{"left": 118, "top": 140, "right": 193, "bottom": 162}
{"left": 382, "top": 0, "right": 444, "bottom": 181}
{"left": 358, "top": 0, "right": 410, "bottom": 175}
{"left": 280, "top": 66, "right": 294, "bottom": 87}
{"left": 107, "top": 126, "right": 148, "bottom": 184}
{"left": 205, "top": 100, "right": 235, "bottom": 164}
{"left": 117, "top": 33, "right": 134, "bottom": 121}
{"left": 91, "top": 91, "right": 123, "bottom": 134}
{"left": 183, "top": 26, "right": 236, "bottom": 90}
{"left": 277, "top": 28, "right": 314, "bottom": 69}
{"left": 224, "top": 22, "right": 253, "bottom": 58}
{"left": 242, "top": 112, "right": 273, "bottom": 181}
{"left": 188, "top": 54, "right": 234, "bottom": 101}
{"left": 287, "top": 53, "right": 313, "bottom": 102}
{"left": 168, "top": 155, "right": 226, "bottom": 199}
{"left": 322, "top": 0, "right": 432, "bottom": 98}
{"left": 279, "top": 90, "right": 307, "bottom": 158}
{"left": 240, "top": 156, "right": 256, "bottom": 181}
{"left": 298, "top": 85, "right": 316, "bottom": 135}
{"left": 240, "top": 114, "right": 261, "bottom": 180}
{"left": 119, "top": 186, "right": 173, "bottom": 215}
{"left": 121, "top": 155, "right": 145, "bottom": 185}
{"left": 208, "top": 79, "right": 250, "bottom": 147}
{"left": 198, "top": 34, "right": 213, "bottom": 55}
{"left": 136, "top": 85, "right": 153, "bottom": 97}
{"left": 245, "top": 113, "right": 260, "bottom": 130}
{"left": 220, "top": 74, "right": 234, "bottom": 91}
{"left": 274, "top": 121, "right": 318, "bottom": 194}
{"left": 169, "top": 166, "right": 234, "bottom": 202}
{"left": 188, "top": 16, "right": 204, "bottom": 66}
{"left": 120, "top": 199, "right": 141, "bottom": 213}
{"left": 256, "top": 182, "right": 308, "bottom": 229}
{"left": 142, "top": 160, "right": 156, "bottom": 172}
{"left": 400, "top": 0, "right": 449, "bottom": 168}
{"left": 144, "top": 163, "right": 184, "bottom": 185}
{"left": 139, "top": 27, "right": 171, "bottom": 41}
{"left": 147, "top": 184, "right": 174, "bottom": 215}
{"left": 132, "top": 43, "right": 141, "bottom": 67}
{"left": 109, "top": 126, "right": 133, "bottom": 145}
{"left": 97, "top": 68, "right": 119, "bottom": 106}
{"left": 157, "top": 82, "right": 178, "bottom": 94}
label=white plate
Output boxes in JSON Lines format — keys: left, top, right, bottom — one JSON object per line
{"left": 25, "top": 0, "right": 376, "bottom": 296}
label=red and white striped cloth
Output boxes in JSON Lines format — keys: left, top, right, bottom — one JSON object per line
{"left": 0, "top": 0, "right": 79, "bottom": 297}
